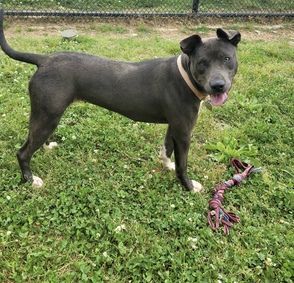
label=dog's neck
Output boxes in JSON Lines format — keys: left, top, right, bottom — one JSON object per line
{"left": 178, "top": 54, "right": 207, "bottom": 101}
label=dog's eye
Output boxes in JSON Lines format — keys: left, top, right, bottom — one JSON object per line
{"left": 224, "top": 57, "right": 231, "bottom": 62}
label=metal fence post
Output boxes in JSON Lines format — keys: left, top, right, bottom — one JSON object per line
{"left": 192, "top": 0, "right": 200, "bottom": 13}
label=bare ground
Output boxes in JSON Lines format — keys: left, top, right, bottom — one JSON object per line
{"left": 3, "top": 17, "right": 294, "bottom": 42}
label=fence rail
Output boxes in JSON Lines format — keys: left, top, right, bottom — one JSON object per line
{"left": 1, "top": 0, "right": 294, "bottom": 17}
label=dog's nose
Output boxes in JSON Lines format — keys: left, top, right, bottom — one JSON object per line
{"left": 210, "top": 80, "right": 225, "bottom": 93}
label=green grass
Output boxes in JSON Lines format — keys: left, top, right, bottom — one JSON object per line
{"left": 4, "top": 0, "right": 293, "bottom": 13}
{"left": 5, "top": 0, "right": 193, "bottom": 13}
{"left": 199, "top": 0, "right": 293, "bottom": 12}
{"left": 0, "top": 23, "right": 293, "bottom": 282}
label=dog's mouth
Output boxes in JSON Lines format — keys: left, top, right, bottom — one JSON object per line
{"left": 209, "top": 92, "right": 228, "bottom": 106}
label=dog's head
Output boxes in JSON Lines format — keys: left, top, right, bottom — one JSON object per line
{"left": 180, "top": 28, "right": 241, "bottom": 106}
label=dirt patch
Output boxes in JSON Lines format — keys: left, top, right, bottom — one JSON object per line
{"left": 3, "top": 17, "right": 294, "bottom": 42}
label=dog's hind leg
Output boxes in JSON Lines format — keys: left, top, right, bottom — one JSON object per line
{"left": 160, "top": 125, "right": 175, "bottom": 171}
{"left": 17, "top": 110, "right": 62, "bottom": 187}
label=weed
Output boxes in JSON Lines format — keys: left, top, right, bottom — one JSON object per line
{"left": 205, "top": 136, "right": 258, "bottom": 163}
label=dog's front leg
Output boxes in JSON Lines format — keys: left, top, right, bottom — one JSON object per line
{"left": 172, "top": 128, "right": 202, "bottom": 192}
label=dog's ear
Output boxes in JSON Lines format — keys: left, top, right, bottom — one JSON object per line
{"left": 216, "top": 28, "right": 229, "bottom": 40}
{"left": 180, "top": 35, "right": 202, "bottom": 55}
{"left": 229, "top": 31, "right": 241, "bottom": 46}
{"left": 217, "top": 28, "right": 241, "bottom": 47}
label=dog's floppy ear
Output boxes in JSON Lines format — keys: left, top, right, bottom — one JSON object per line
{"left": 180, "top": 34, "right": 202, "bottom": 55}
{"left": 217, "top": 28, "right": 241, "bottom": 47}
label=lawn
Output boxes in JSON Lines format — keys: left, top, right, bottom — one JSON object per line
{"left": 0, "top": 19, "right": 293, "bottom": 282}
{"left": 4, "top": 0, "right": 293, "bottom": 13}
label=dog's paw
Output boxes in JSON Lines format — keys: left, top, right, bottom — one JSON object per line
{"left": 32, "top": 175, "right": 44, "bottom": 188}
{"left": 43, "top": 142, "right": 58, "bottom": 150}
{"left": 165, "top": 161, "right": 175, "bottom": 171}
{"left": 190, "top": 180, "right": 203, "bottom": 193}
{"left": 160, "top": 146, "right": 175, "bottom": 171}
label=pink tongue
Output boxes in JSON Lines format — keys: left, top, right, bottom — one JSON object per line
{"left": 210, "top": 92, "right": 228, "bottom": 106}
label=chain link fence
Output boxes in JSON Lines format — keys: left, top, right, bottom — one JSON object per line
{"left": 1, "top": 0, "right": 293, "bottom": 17}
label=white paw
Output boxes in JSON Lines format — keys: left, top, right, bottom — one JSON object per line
{"left": 43, "top": 142, "right": 58, "bottom": 150}
{"left": 160, "top": 146, "right": 175, "bottom": 171}
{"left": 166, "top": 161, "right": 176, "bottom": 171}
{"left": 32, "top": 175, "right": 44, "bottom": 188}
{"left": 190, "top": 180, "right": 203, "bottom": 193}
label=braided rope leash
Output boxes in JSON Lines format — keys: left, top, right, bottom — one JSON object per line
{"left": 208, "top": 159, "right": 262, "bottom": 235}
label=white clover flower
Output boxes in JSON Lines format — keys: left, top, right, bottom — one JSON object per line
{"left": 114, "top": 224, "right": 126, "bottom": 233}
{"left": 187, "top": 237, "right": 198, "bottom": 249}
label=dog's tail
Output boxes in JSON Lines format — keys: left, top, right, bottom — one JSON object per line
{"left": 0, "top": 9, "right": 46, "bottom": 66}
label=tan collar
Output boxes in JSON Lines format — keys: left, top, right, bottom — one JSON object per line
{"left": 177, "top": 55, "right": 206, "bottom": 101}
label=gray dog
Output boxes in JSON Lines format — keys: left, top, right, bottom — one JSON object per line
{"left": 0, "top": 10, "right": 240, "bottom": 191}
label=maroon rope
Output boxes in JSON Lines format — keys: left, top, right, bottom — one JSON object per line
{"left": 207, "top": 159, "right": 260, "bottom": 235}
